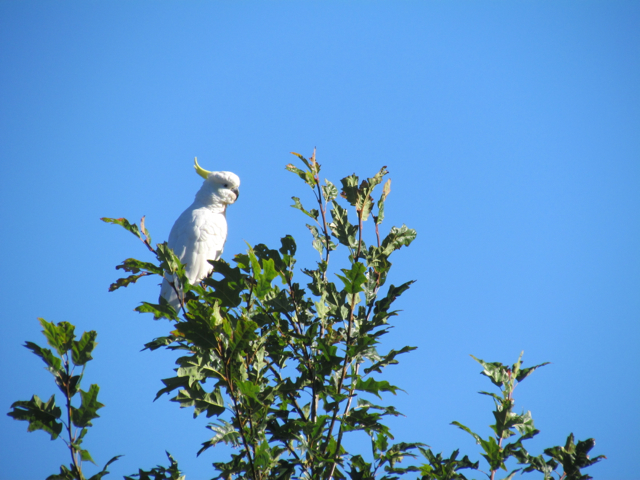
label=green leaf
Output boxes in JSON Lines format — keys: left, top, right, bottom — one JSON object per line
{"left": 322, "top": 180, "right": 339, "bottom": 203}
{"left": 490, "top": 400, "right": 520, "bottom": 439}
{"left": 155, "top": 375, "right": 190, "bottom": 401}
{"left": 355, "top": 377, "right": 400, "bottom": 399}
{"left": 515, "top": 361, "right": 551, "bottom": 383}
{"left": 39, "top": 318, "right": 75, "bottom": 357}
{"left": 173, "top": 386, "right": 226, "bottom": 418}
{"left": 71, "top": 384, "right": 103, "bottom": 428}
{"left": 375, "top": 178, "right": 391, "bottom": 225}
{"left": 349, "top": 166, "right": 389, "bottom": 221}
{"left": 24, "top": 341, "right": 61, "bottom": 373}
{"left": 544, "top": 434, "right": 606, "bottom": 479}
{"left": 204, "top": 259, "right": 246, "bottom": 308}
{"left": 79, "top": 447, "right": 95, "bottom": 464}
{"left": 381, "top": 225, "right": 417, "bottom": 255}
{"left": 124, "top": 451, "right": 184, "bottom": 480}
{"left": 364, "top": 346, "right": 417, "bottom": 375}
{"left": 307, "top": 224, "right": 326, "bottom": 256}
{"left": 236, "top": 380, "right": 262, "bottom": 401}
{"left": 143, "top": 335, "right": 177, "bottom": 351}
{"left": 330, "top": 202, "right": 358, "bottom": 250}
{"left": 373, "top": 281, "right": 415, "bottom": 325}
{"left": 136, "top": 301, "right": 179, "bottom": 321}
{"left": 287, "top": 153, "right": 317, "bottom": 187}
{"left": 477, "top": 435, "right": 504, "bottom": 471}
{"left": 248, "top": 247, "right": 279, "bottom": 299}
{"left": 279, "top": 235, "right": 297, "bottom": 257}
{"left": 109, "top": 273, "right": 153, "bottom": 291}
{"left": 291, "top": 196, "right": 319, "bottom": 220}
{"left": 199, "top": 420, "right": 242, "bottom": 455}
{"left": 470, "top": 355, "right": 510, "bottom": 388}
{"left": 8, "top": 394, "right": 63, "bottom": 439}
{"left": 451, "top": 421, "right": 483, "bottom": 445}
{"left": 156, "top": 243, "right": 189, "bottom": 294}
{"left": 87, "top": 455, "right": 123, "bottom": 480}
{"left": 478, "top": 390, "right": 503, "bottom": 403}
{"left": 116, "top": 258, "right": 163, "bottom": 275}
{"left": 336, "top": 262, "right": 367, "bottom": 295}
{"left": 521, "top": 453, "right": 558, "bottom": 478}
{"left": 109, "top": 257, "right": 163, "bottom": 291}
{"left": 72, "top": 330, "right": 97, "bottom": 366}
{"left": 418, "top": 448, "right": 479, "bottom": 479}
{"left": 340, "top": 173, "right": 360, "bottom": 207}
{"left": 55, "top": 370, "right": 82, "bottom": 398}
{"left": 47, "top": 465, "right": 77, "bottom": 480}
{"left": 101, "top": 217, "right": 142, "bottom": 239}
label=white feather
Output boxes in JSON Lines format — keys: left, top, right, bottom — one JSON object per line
{"left": 160, "top": 169, "right": 240, "bottom": 311}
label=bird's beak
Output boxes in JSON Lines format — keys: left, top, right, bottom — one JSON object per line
{"left": 232, "top": 188, "right": 240, "bottom": 201}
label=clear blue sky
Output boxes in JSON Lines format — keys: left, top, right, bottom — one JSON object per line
{"left": 1, "top": 2, "right": 638, "bottom": 479}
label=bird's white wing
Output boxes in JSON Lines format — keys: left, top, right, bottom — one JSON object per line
{"left": 172, "top": 207, "right": 227, "bottom": 283}
{"left": 160, "top": 205, "right": 227, "bottom": 310}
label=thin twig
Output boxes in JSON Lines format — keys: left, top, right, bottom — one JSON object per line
{"left": 63, "top": 354, "right": 83, "bottom": 479}
{"left": 323, "top": 212, "right": 364, "bottom": 478}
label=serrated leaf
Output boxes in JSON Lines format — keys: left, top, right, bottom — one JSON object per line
{"left": 46, "top": 464, "right": 77, "bottom": 480}
{"left": 330, "top": 202, "right": 358, "bottom": 249}
{"left": 116, "top": 258, "right": 163, "bottom": 275}
{"left": 355, "top": 167, "right": 389, "bottom": 221}
{"left": 355, "top": 377, "right": 400, "bottom": 399}
{"left": 340, "top": 173, "right": 360, "bottom": 206}
{"left": 236, "top": 380, "right": 261, "bottom": 401}
{"left": 71, "top": 384, "right": 103, "bottom": 428}
{"left": 286, "top": 156, "right": 316, "bottom": 187}
{"left": 173, "top": 386, "right": 225, "bottom": 418}
{"left": 24, "top": 341, "right": 61, "bottom": 373}
{"left": 248, "top": 248, "right": 279, "bottom": 299}
{"left": 291, "top": 196, "right": 319, "bottom": 220}
{"left": 336, "top": 262, "right": 367, "bottom": 295}
{"left": 451, "top": 421, "right": 483, "bottom": 445}
{"left": 381, "top": 225, "right": 417, "bottom": 255}
{"left": 373, "top": 281, "right": 415, "bottom": 324}
{"left": 135, "top": 301, "right": 179, "bottom": 320}
{"left": 375, "top": 178, "right": 391, "bottom": 225}
{"left": 123, "top": 451, "right": 183, "bottom": 480}
{"left": 8, "top": 395, "right": 63, "bottom": 439}
{"left": 199, "top": 420, "right": 242, "bottom": 455}
{"left": 72, "top": 330, "right": 97, "bottom": 366}
{"left": 543, "top": 434, "right": 606, "bottom": 477}
{"left": 87, "top": 455, "right": 123, "bottom": 480}
{"left": 109, "top": 273, "right": 152, "bottom": 292}
{"left": 471, "top": 355, "right": 510, "bottom": 388}
{"left": 515, "top": 361, "right": 551, "bottom": 383}
{"left": 39, "top": 318, "right": 75, "bottom": 357}
{"left": 364, "top": 346, "right": 417, "bottom": 374}
{"left": 322, "top": 179, "right": 339, "bottom": 202}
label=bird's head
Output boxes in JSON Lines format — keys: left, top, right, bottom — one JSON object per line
{"left": 194, "top": 157, "right": 240, "bottom": 205}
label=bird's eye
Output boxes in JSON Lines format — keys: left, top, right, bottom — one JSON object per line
{"left": 224, "top": 183, "right": 229, "bottom": 188}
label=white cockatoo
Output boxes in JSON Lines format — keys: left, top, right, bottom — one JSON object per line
{"left": 160, "top": 158, "right": 240, "bottom": 311}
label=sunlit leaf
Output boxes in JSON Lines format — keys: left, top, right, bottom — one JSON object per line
{"left": 8, "top": 395, "right": 63, "bottom": 439}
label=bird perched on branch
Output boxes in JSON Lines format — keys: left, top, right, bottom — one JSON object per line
{"left": 160, "top": 158, "right": 240, "bottom": 311}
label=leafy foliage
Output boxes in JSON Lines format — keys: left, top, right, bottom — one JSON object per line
{"left": 8, "top": 318, "right": 120, "bottom": 480}
{"left": 10, "top": 151, "right": 604, "bottom": 479}
{"left": 452, "top": 352, "right": 605, "bottom": 480}
{"left": 107, "top": 150, "right": 422, "bottom": 479}
{"left": 124, "top": 451, "right": 185, "bottom": 480}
